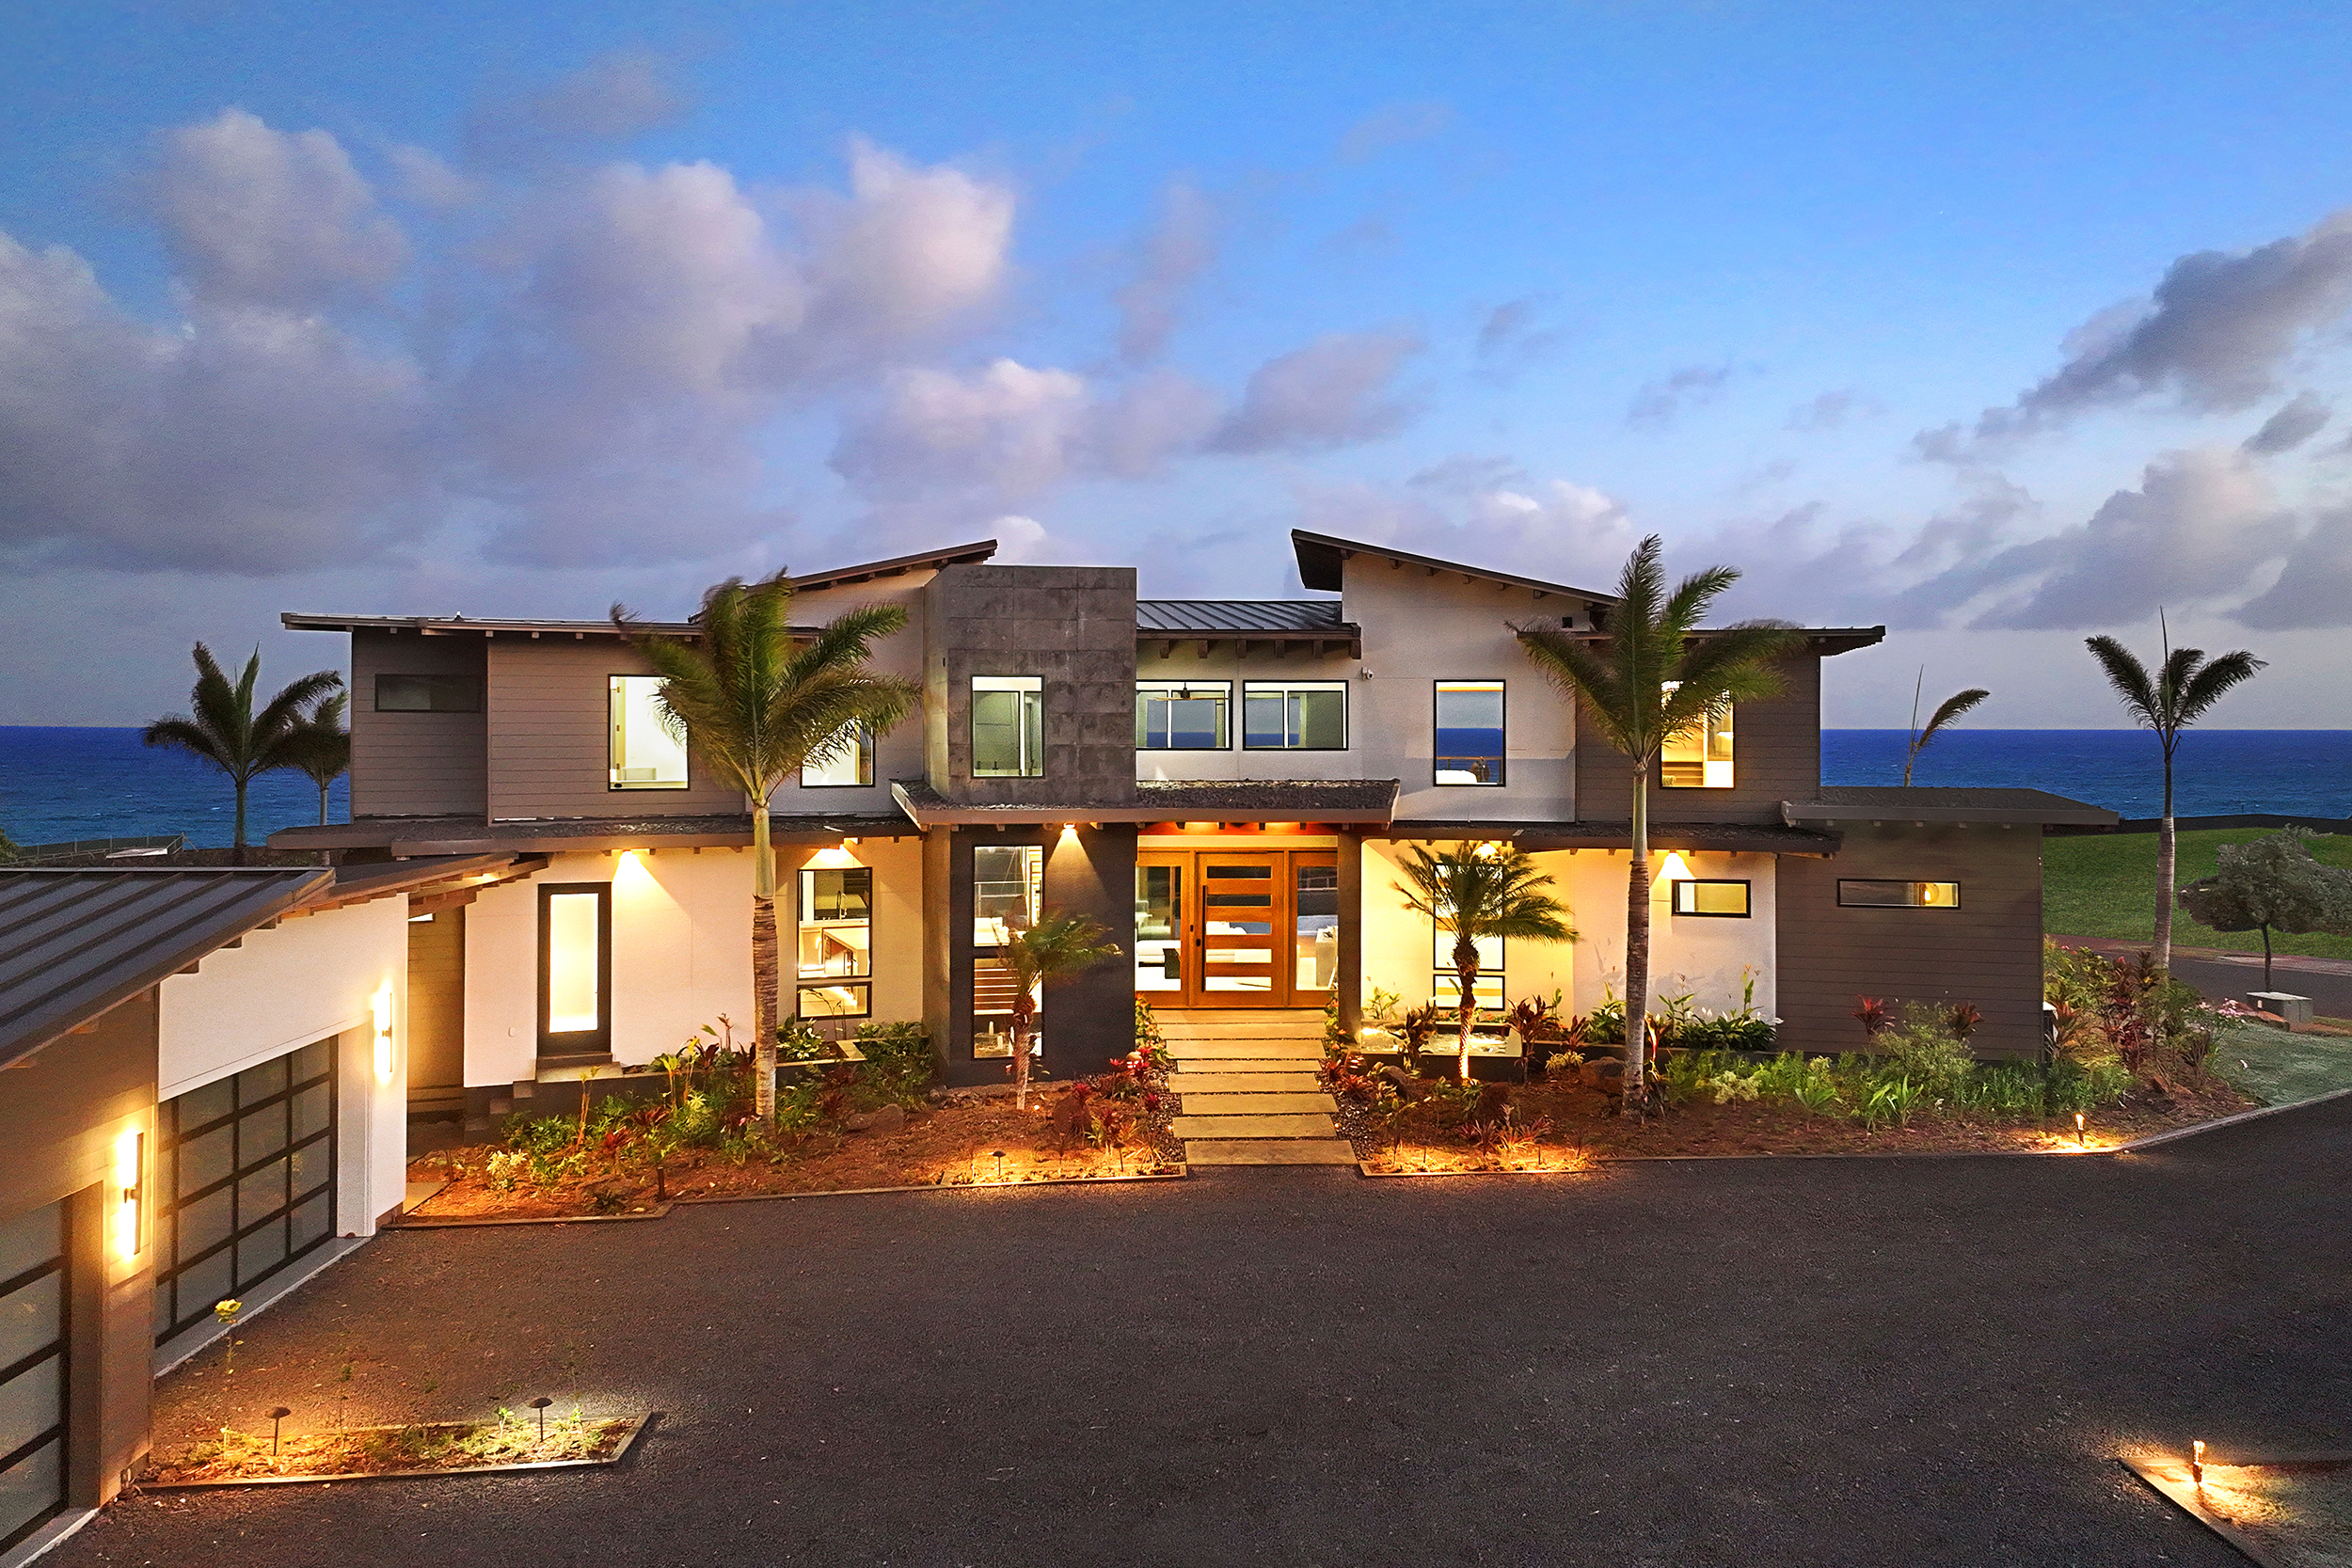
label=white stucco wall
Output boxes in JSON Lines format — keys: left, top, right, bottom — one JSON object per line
{"left": 780, "top": 835, "right": 925, "bottom": 1029}
{"left": 157, "top": 896, "right": 410, "bottom": 1236}
{"left": 1556, "top": 849, "right": 1778, "bottom": 1021}
{"left": 1357, "top": 839, "right": 1580, "bottom": 1016}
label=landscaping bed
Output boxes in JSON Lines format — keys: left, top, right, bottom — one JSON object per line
{"left": 143, "top": 1411, "right": 644, "bottom": 1486}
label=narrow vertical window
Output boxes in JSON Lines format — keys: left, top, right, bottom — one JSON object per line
{"left": 797, "top": 865, "right": 873, "bottom": 1018}
{"left": 972, "top": 844, "right": 1044, "bottom": 1056}
{"left": 972, "top": 676, "right": 1044, "bottom": 777}
{"left": 609, "top": 675, "right": 689, "bottom": 789}
{"left": 1434, "top": 681, "right": 1505, "bottom": 784}
{"left": 1660, "top": 683, "right": 1734, "bottom": 788}
{"left": 539, "top": 884, "right": 612, "bottom": 1055}
{"left": 801, "top": 724, "right": 873, "bottom": 788}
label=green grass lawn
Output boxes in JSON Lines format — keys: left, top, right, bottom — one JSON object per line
{"left": 2043, "top": 826, "right": 2352, "bottom": 961}
{"left": 2213, "top": 1019, "right": 2352, "bottom": 1106}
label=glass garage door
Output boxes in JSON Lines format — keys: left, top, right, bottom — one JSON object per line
{"left": 0, "top": 1202, "right": 66, "bottom": 1553}
{"left": 153, "top": 1038, "right": 336, "bottom": 1345}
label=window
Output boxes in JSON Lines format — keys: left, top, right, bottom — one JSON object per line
{"left": 1243, "top": 681, "right": 1347, "bottom": 750}
{"left": 1137, "top": 681, "right": 1231, "bottom": 750}
{"left": 609, "top": 675, "right": 689, "bottom": 789}
{"left": 797, "top": 866, "right": 872, "bottom": 1019}
{"left": 1295, "top": 861, "right": 1339, "bottom": 992}
{"left": 972, "top": 676, "right": 1043, "bottom": 777}
{"left": 1434, "top": 681, "right": 1505, "bottom": 784}
{"left": 373, "top": 673, "right": 479, "bottom": 712}
{"left": 1660, "top": 684, "right": 1734, "bottom": 788}
{"left": 0, "top": 1202, "right": 65, "bottom": 1553}
{"left": 802, "top": 724, "right": 873, "bottom": 788}
{"left": 1672, "top": 879, "right": 1752, "bottom": 917}
{"left": 538, "top": 883, "right": 612, "bottom": 1055}
{"left": 1838, "top": 879, "right": 1961, "bottom": 910}
{"left": 973, "top": 845, "right": 1042, "bottom": 947}
{"left": 1432, "top": 925, "right": 1504, "bottom": 1011}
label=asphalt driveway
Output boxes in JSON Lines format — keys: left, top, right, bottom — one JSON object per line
{"left": 58, "top": 1097, "right": 2352, "bottom": 1568}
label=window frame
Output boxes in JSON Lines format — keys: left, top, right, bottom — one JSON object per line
{"left": 1836, "top": 879, "right": 1963, "bottom": 911}
{"left": 1136, "top": 679, "right": 1233, "bottom": 751}
{"left": 1432, "top": 679, "right": 1506, "bottom": 786}
{"left": 1240, "top": 680, "right": 1350, "bottom": 752}
{"left": 1431, "top": 922, "right": 1505, "bottom": 1014}
{"left": 1671, "top": 879, "right": 1753, "bottom": 918}
{"left": 796, "top": 864, "right": 874, "bottom": 1022}
{"left": 971, "top": 843, "right": 1044, "bottom": 1057}
{"left": 537, "top": 882, "right": 613, "bottom": 1056}
{"left": 971, "top": 675, "right": 1045, "bottom": 778}
{"left": 0, "top": 1202, "right": 66, "bottom": 1553}
{"left": 800, "top": 724, "right": 874, "bottom": 789}
{"left": 373, "top": 673, "right": 480, "bottom": 713}
{"left": 608, "top": 674, "right": 691, "bottom": 791}
{"left": 1658, "top": 684, "right": 1735, "bottom": 789}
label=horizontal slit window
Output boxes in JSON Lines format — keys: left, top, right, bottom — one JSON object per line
{"left": 1837, "top": 879, "right": 1961, "bottom": 910}
{"left": 373, "top": 673, "right": 480, "bottom": 712}
{"left": 1672, "top": 880, "right": 1751, "bottom": 917}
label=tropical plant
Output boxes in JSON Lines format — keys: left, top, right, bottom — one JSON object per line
{"left": 1393, "top": 844, "right": 1576, "bottom": 1080}
{"left": 286, "top": 693, "right": 351, "bottom": 827}
{"left": 1900, "top": 671, "right": 1990, "bottom": 786}
{"left": 143, "top": 644, "right": 344, "bottom": 863}
{"left": 2084, "top": 620, "right": 2265, "bottom": 973}
{"left": 2177, "top": 828, "right": 2352, "bottom": 991}
{"left": 614, "top": 572, "right": 919, "bottom": 1119}
{"left": 1518, "top": 536, "right": 1804, "bottom": 1113}
{"left": 996, "top": 911, "right": 1122, "bottom": 1109}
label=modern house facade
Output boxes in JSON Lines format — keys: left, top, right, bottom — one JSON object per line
{"left": 271, "top": 531, "right": 2112, "bottom": 1120}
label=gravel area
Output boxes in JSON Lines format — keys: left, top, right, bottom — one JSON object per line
{"left": 55, "top": 1094, "right": 2352, "bottom": 1568}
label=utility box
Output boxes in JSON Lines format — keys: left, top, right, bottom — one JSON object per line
{"left": 2248, "top": 991, "right": 2313, "bottom": 1029}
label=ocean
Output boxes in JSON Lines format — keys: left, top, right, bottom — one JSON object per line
{"left": 0, "top": 726, "right": 2344, "bottom": 849}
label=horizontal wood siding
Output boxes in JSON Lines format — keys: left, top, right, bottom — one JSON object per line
{"left": 1775, "top": 823, "right": 2044, "bottom": 1059}
{"left": 351, "top": 631, "right": 487, "bottom": 816}
{"left": 486, "top": 641, "right": 746, "bottom": 819}
{"left": 1575, "top": 656, "right": 1821, "bottom": 824}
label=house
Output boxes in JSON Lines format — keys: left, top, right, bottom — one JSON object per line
{"left": 268, "top": 530, "right": 2111, "bottom": 1132}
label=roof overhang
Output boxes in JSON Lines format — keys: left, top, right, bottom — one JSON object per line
{"left": 1545, "top": 626, "right": 1888, "bottom": 657}
{"left": 1137, "top": 628, "right": 1362, "bottom": 658}
{"left": 892, "top": 779, "right": 1400, "bottom": 829}
{"left": 1380, "top": 819, "right": 1843, "bottom": 855}
{"left": 269, "top": 815, "right": 920, "bottom": 856}
{"left": 1783, "top": 796, "right": 2119, "bottom": 828}
{"left": 787, "top": 538, "right": 996, "bottom": 592}
{"left": 1290, "top": 528, "right": 1616, "bottom": 606}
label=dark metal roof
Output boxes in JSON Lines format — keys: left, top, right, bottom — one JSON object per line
{"left": 1787, "top": 787, "right": 2118, "bottom": 827}
{"left": 1547, "top": 626, "right": 1888, "bottom": 657}
{"left": 891, "top": 778, "right": 1399, "bottom": 827}
{"left": 788, "top": 539, "right": 996, "bottom": 592}
{"left": 270, "top": 814, "right": 920, "bottom": 855}
{"left": 1383, "top": 820, "right": 1843, "bottom": 854}
{"left": 0, "top": 869, "right": 332, "bottom": 1069}
{"left": 1291, "top": 528, "right": 1617, "bottom": 603}
{"left": 1136, "top": 600, "right": 1349, "bottom": 634}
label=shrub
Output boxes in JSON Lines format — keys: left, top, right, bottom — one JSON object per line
{"left": 1875, "top": 1002, "right": 1975, "bottom": 1098}
{"left": 1676, "top": 1012, "right": 1775, "bottom": 1053}
{"left": 850, "top": 1021, "right": 935, "bottom": 1108}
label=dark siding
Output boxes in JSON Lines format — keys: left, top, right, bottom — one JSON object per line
{"left": 1776, "top": 824, "right": 2045, "bottom": 1059}
{"left": 485, "top": 641, "right": 747, "bottom": 820}
{"left": 350, "top": 632, "right": 487, "bottom": 817}
{"left": 1575, "top": 656, "right": 1821, "bottom": 824}
{"left": 405, "top": 906, "right": 465, "bottom": 1096}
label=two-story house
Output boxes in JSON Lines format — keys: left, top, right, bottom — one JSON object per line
{"left": 272, "top": 531, "right": 2114, "bottom": 1130}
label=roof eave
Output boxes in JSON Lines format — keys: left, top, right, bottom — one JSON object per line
{"left": 1781, "top": 800, "right": 2119, "bottom": 828}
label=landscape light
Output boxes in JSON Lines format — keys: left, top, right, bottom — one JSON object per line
{"left": 112, "top": 1130, "right": 141, "bottom": 1260}
{"left": 268, "top": 1406, "right": 291, "bottom": 1460}
{"left": 2075, "top": 1112, "right": 2087, "bottom": 1148}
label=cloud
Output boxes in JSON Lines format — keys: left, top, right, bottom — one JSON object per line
{"left": 467, "top": 50, "right": 689, "bottom": 166}
{"left": 1295, "top": 461, "right": 1637, "bottom": 591}
{"left": 2243, "top": 389, "right": 2331, "bottom": 454}
{"left": 1112, "top": 180, "right": 1216, "bottom": 363}
{"left": 1474, "top": 296, "right": 1564, "bottom": 382}
{"left": 1338, "top": 101, "right": 1453, "bottom": 164}
{"left": 1211, "top": 331, "right": 1422, "bottom": 453}
{"left": 2235, "top": 501, "right": 2352, "bottom": 627}
{"left": 794, "top": 138, "right": 1016, "bottom": 348}
{"left": 385, "top": 143, "right": 478, "bottom": 208}
{"left": 1627, "top": 362, "right": 1735, "bottom": 430}
{"left": 1786, "top": 389, "right": 1880, "bottom": 432}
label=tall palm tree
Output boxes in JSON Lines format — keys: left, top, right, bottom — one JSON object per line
{"left": 1394, "top": 844, "right": 1575, "bottom": 1080}
{"left": 615, "top": 571, "right": 918, "bottom": 1119}
{"left": 286, "top": 693, "right": 352, "bottom": 826}
{"left": 144, "top": 645, "right": 343, "bottom": 864}
{"left": 998, "top": 911, "right": 1122, "bottom": 1110}
{"left": 2085, "top": 616, "right": 2265, "bottom": 974}
{"left": 1901, "top": 672, "right": 1990, "bottom": 785}
{"left": 1518, "top": 536, "right": 1804, "bottom": 1114}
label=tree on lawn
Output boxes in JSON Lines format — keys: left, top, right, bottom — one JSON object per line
{"left": 286, "top": 692, "right": 351, "bottom": 827}
{"left": 997, "top": 911, "right": 1122, "bottom": 1110}
{"left": 1901, "top": 671, "right": 1990, "bottom": 786}
{"left": 2085, "top": 620, "right": 2265, "bottom": 974}
{"left": 615, "top": 572, "right": 918, "bottom": 1120}
{"left": 1394, "top": 844, "right": 1575, "bottom": 1081}
{"left": 1517, "top": 536, "right": 1804, "bottom": 1115}
{"left": 2176, "top": 828, "right": 2352, "bottom": 992}
{"left": 144, "top": 645, "right": 343, "bottom": 864}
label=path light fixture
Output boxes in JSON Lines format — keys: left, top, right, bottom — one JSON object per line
{"left": 991, "top": 1150, "right": 1006, "bottom": 1183}
{"left": 2075, "top": 1112, "right": 2088, "bottom": 1148}
{"left": 2192, "top": 1439, "right": 2206, "bottom": 1487}
{"left": 267, "top": 1407, "right": 290, "bottom": 1460}
{"left": 530, "top": 1396, "right": 553, "bottom": 1445}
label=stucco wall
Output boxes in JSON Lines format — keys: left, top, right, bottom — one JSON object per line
{"left": 1355, "top": 839, "right": 1579, "bottom": 1017}
{"left": 1553, "top": 848, "right": 1779, "bottom": 1022}
{"left": 780, "top": 834, "right": 926, "bottom": 1029}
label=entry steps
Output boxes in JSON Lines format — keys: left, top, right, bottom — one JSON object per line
{"left": 1159, "top": 1009, "right": 1355, "bottom": 1166}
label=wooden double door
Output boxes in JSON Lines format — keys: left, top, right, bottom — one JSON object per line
{"left": 1134, "top": 847, "right": 1339, "bottom": 1008}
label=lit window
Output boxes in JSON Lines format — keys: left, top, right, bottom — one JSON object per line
{"left": 1660, "top": 684, "right": 1734, "bottom": 788}
{"left": 802, "top": 724, "right": 873, "bottom": 788}
{"left": 1432, "top": 924, "right": 1504, "bottom": 1012}
{"left": 1242, "top": 681, "right": 1347, "bottom": 750}
{"left": 374, "top": 673, "right": 480, "bottom": 712}
{"left": 1136, "top": 681, "right": 1231, "bottom": 750}
{"left": 797, "top": 866, "right": 872, "bottom": 1019}
{"left": 1672, "top": 879, "right": 1751, "bottom": 917}
{"left": 973, "top": 845, "right": 1042, "bottom": 947}
{"left": 538, "top": 884, "right": 610, "bottom": 1053}
{"left": 1837, "top": 879, "right": 1961, "bottom": 910}
{"left": 972, "top": 676, "right": 1044, "bottom": 777}
{"left": 609, "top": 675, "right": 689, "bottom": 789}
{"left": 1435, "top": 681, "right": 1504, "bottom": 784}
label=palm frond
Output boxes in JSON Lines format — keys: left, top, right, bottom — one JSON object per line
{"left": 1393, "top": 846, "right": 1576, "bottom": 946}
{"left": 2176, "top": 648, "right": 2266, "bottom": 723}
{"left": 1920, "top": 687, "right": 1990, "bottom": 741}
{"left": 2084, "top": 636, "right": 2160, "bottom": 727}
{"left": 997, "top": 911, "right": 1122, "bottom": 994}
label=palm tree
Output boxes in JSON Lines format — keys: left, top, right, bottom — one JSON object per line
{"left": 144, "top": 645, "right": 343, "bottom": 864}
{"left": 1901, "top": 672, "right": 1990, "bottom": 785}
{"left": 1517, "top": 536, "right": 1804, "bottom": 1114}
{"left": 286, "top": 693, "right": 351, "bottom": 827}
{"left": 1394, "top": 844, "right": 1575, "bottom": 1080}
{"left": 614, "top": 572, "right": 918, "bottom": 1119}
{"left": 997, "top": 911, "right": 1123, "bottom": 1110}
{"left": 2085, "top": 616, "right": 2265, "bottom": 974}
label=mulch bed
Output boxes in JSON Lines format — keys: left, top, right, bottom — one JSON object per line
{"left": 142, "top": 1414, "right": 642, "bottom": 1485}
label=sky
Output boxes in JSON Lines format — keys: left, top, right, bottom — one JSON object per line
{"left": 4, "top": 0, "right": 2351, "bottom": 727}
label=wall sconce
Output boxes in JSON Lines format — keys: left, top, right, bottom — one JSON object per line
{"left": 113, "top": 1130, "right": 142, "bottom": 1261}
{"left": 373, "top": 983, "right": 394, "bottom": 1085}
{"left": 1656, "top": 851, "right": 1692, "bottom": 883}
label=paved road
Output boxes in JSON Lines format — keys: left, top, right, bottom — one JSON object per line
{"left": 62, "top": 1099, "right": 2352, "bottom": 1568}
{"left": 2170, "top": 952, "right": 2352, "bottom": 1019}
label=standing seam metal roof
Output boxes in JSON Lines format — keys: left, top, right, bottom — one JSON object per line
{"left": 1135, "top": 600, "right": 1350, "bottom": 633}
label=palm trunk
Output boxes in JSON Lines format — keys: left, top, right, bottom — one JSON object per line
{"left": 1010, "top": 996, "right": 1035, "bottom": 1109}
{"left": 2153, "top": 746, "right": 2177, "bottom": 974}
{"left": 231, "top": 776, "right": 249, "bottom": 866}
{"left": 1624, "top": 759, "right": 1652, "bottom": 1114}
{"left": 1454, "top": 935, "right": 1479, "bottom": 1081}
{"left": 751, "top": 801, "right": 778, "bottom": 1121}
{"left": 316, "top": 779, "right": 329, "bottom": 827}
{"left": 2261, "top": 924, "right": 2274, "bottom": 993}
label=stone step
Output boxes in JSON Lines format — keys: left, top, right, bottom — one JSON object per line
{"left": 1183, "top": 1138, "right": 1359, "bottom": 1166}
{"left": 1158, "top": 1025, "right": 1325, "bottom": 1041}
{"left": 1175, "top": 1091, "right": 1338, "bottom": 1115}
{"left": 1168, "top": 1060, "right": 1327, "bottom": 1081}
{"left": 1167, "top": 1038, "right": 1323, "bottom": 1060}
{"left": 1169, "top": 1112, "right": 1338, "bottom": 1139}
{"left": 1168, "top": 1071, "right": 1322, "bottom": 1094}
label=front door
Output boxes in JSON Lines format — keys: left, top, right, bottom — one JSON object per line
{"left": 1136, "top": 848, "right": 1338, "bottom": 1008}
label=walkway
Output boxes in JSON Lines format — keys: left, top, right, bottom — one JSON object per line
{"left": 1159, "top": 1007, "right": 1355, "bottom": 1165}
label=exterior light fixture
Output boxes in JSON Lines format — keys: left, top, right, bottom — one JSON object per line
{"left": 2075, "top": 1112, "right": 2087, "bottom": 1148}
{"left": 991, "top": 1149, "right": 1006, "bottom": 1182}
{"left": 530, "top": 1396, "right": 553, "bottom": 1445}
{"left": 373, "top": 984, "right": 394, "bottom": 1085}
{"left": 268, "top": 1406, "right": 291, "bottom": 1460}
{"left": 112, "top": 1131, "right": 142, "bottom": 1261}
{"left": 2192, "top": 1439, "right": 2206, "bottom": 1486}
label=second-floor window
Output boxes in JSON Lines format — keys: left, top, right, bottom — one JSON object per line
{"left": 1660, "top": 684, "right": 1734, "bottom": 788}
{"left": 802, "top": 724, "right": 873, "bottom": 788}
{"left": 1243, "top": 681, "right": 1347, "bottom": 751}
{"left": 1434, "top": 681, "right": 1504, "bottom": 784}
{"left": 374, "top": 673, "right": 480, "bottom": 712}
{"left": 609, "top": 675, "right": 689, "bottom": 789}
{"left": 972, "top": 676, "right": 1043, "bottom": 777}
{"left": 1137, "top": 681, "right": 1231, "bottom": 750}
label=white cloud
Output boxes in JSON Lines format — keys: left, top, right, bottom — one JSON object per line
{"left": 154, "top": 109, "right": 408, "bottom": 309}
{"left": 1113, "top": 180, "right": 1216, "bottom": 364}
{"left": 1211, "top": 331, "right": 1422, "bottom": 453}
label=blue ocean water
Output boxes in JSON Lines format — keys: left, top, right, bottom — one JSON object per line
{"left": 1, "top": 727, "right": 348, "bottom": 849}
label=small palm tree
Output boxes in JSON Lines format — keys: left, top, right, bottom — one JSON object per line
{"left": 615, "top": 572, "right": 918, "bottom": 1119}
{"left": 286, "top": 693, "right": 351, "bottom": 827}
{"left": 2085, "top": 617, "right": 2265, "bottom": 974}
{"left": 1901, "top": 672, "right": 1990, "bottom": 786}
{"left": 1518, "top": 536, "right": 1804, "bottom": 1113}
{"left": 144, "top": 645, "right": 342, "bottom": 863}
{"left": 998, "top": 911, "right": 1122, "bottom": 1109}
{"left": 1394, "top": 845, "right": 1575, "bottom": 1080}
